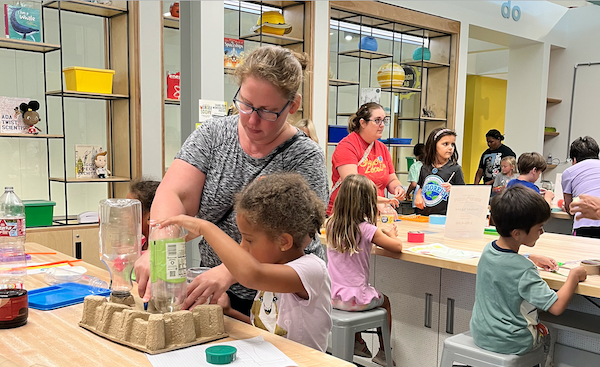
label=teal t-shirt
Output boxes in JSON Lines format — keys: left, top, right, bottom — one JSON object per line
{"left": 470, "top": 241, "right": 558, "bottom": 355}
{"left": 407, "top": 161, "right": 423, "bottom": 183}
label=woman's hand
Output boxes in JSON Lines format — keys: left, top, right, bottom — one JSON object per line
{"left": 441, "top": 182, "right": 452, "bottom": 192}
{"left": 570, "top": 194, "right": 600, "bottom": 220}
{"left": 182, "top": 264, "right": 237, "bottom": 310}
{"left": 134, "top": 251, "right": 152, "bottom": 301}
{"left": 378, "top": 196, "right": 399, "bottom": 208}
{"left": 393, "top": 185, "right": 406, "bottom": 201}
{"left": 528, "top": 254, "right": 558, "bottom": 272}
{"left": 415, "top": 190, "right": 425, "bottom": 209}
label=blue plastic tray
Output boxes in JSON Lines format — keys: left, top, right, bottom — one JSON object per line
{"left": 28, "top": 283, "right": 110, "bottom": 311}
{"left": 379, "top": 138, "right": 412, "bottom": 145}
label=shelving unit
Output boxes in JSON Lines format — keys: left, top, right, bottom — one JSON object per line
{"left": 224, "top": 1, "right": 312, "bottom": 125}
{"left": 543, "top": 95, "right": 562, "bottom": 178}
{"left": 545, "top": 131, "right": 560, "bottom": 137}
{"left": 547, "top": 97, "right": 562, "bottom": 104}
{"left": 327, "top": 1, "right": 458, "bottom": 184}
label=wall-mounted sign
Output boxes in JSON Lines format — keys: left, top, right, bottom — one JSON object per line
{"left": 501, "top": 1, "right": 521, "bottom": 21}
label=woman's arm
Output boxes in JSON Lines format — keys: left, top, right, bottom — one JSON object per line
{"left": 386, "top": 174, "right": 405, "bottom": 200}
{"left": 157, "top": 216, "right": 308, "bottom": 298}
{"left": 473, "top": 168, "right": 484, "bottom": 185}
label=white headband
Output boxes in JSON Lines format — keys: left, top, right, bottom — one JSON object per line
{"left": 434, "top": 128, "right": 451, "bottom": 141}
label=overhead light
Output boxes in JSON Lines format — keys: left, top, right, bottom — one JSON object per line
{"left": 330, "top": 32, "right": 334, "bottom": 36}
{"left": 345, "top": 35, "right": 353, "bottom": 41}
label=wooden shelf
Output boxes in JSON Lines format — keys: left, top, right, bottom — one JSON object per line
{"left": 329, "top": 79, "right": 359, "bottom": 87}
{"left": 544, "top": 131, "right": 560, "bottom": 137}
{"left": 547, "top": 98, "right": 562, "bottom": 104}
{"left": 240, "top": 33, "right": 303, "bottom": 46}
{"left": 337, "top": 112, "right": 390, "bottom": 117}
{"left": 43, "top": 0, "right": 127, "bottom": 17}
{"left": 0, "top": 39, "right": 60, "bottom": 53}
{"left": 0, "top": 133, "right": 63, "bottom": 139}
{"left": 46, "top": 90, "right": 129, "bottom": 100}
{"left": 338, "top": 49, "right": 392, "bottom": 60}
{"left": 380, "top": 86, "right": 421, "bottom": 93}
{"left": 397, "top": 117, "right": 447, "bottom": 122}
{"left": 402, "top": 60, "right": 450, "bottom": 68}
{"left": 547, "top": 164, "right": 558, "bottom": 170}
{"left": 165, "top": 98, "right": 180, "bottom": 105}
{"left": 327, "top": 142, "right": 340, "bottom": 146}
{"left": 224, "top": 67, "right": 237, "bottom": 75}
{"left": 163, "top": 15, "right": 179, "bottom": 29}
{"left": 389, "top": 144, "right": 414, "bottom": 148}
{"left": 246, "top": 1, "right": 304, "bottom": 8}
{"left": 49, "top": 176, "right": 131, "bottom": 183}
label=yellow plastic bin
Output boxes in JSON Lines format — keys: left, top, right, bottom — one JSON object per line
{"left": 63, "top": 67, "right": 115, "bottom": 94}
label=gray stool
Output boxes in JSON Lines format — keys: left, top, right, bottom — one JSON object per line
{"left": 330, "top": 308, "right": 393, "bottom": 367}
{"left": 440, "top": 331, "right": 545, "bottom": 367}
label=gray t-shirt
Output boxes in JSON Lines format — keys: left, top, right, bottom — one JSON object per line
{"left": 176, "top": 115, "right": 328, "bottom": 300}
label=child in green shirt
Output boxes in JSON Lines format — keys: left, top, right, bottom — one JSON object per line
{"left": 470, "top": 186, "right": 587, "bottom": 355}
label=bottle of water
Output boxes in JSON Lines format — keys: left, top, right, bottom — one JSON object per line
{"left": 378, "top": 203, "right": 398, "bottom": 231}
{"left": 547, "top": 154, "right": 553, "bottom": 164}
{"left": 149, "top": 224, "right": 187, "bottom": 313}
{"left": 0, "top": 187, "right": 27, "bottom": 290}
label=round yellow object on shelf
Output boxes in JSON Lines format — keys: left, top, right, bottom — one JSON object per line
{"left": 377, "top": 63, "right": 405, "bottom": 88}
{"left": 250, "top": 11, "right": 292, "bottom": 36}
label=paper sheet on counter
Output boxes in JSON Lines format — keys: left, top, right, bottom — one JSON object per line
{"left": 407, "top": 243, "right": 481, "bottom": 261}
{"left": 146, "top": 336, "right": 298, "bottom": 367}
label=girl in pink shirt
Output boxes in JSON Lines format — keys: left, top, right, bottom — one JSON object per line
{"left": 326, "top": 174, "right": 403, "bottom": 366}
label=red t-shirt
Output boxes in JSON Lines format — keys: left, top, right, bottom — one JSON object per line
{"left": 327, "top": 132, "right": 395, "bottom": 215}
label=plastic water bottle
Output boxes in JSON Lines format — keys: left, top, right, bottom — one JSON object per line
{"left": 99, "top": 199, "right": 142, "bottom": 298}
{"left": 547, "top": 154, "right": 553, "bottom": 164}
{"left": 149, "top": 224, "right": 187, "bottom": 313}
{"left": 378, "top": 203, "right": 398, "bottom": 231}
{"left": 0, "top": 187, "right": 27, "bottom": 290}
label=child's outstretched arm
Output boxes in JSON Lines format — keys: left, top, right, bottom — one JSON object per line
{"left": 415, "top": 188, "right": 425, "bottom": 209}
{"left": 372, "top": 224, "right": 403, "bottom": 253}
{"left": 548, "top": 266, "right": 587, "bottom": 315}
{"left": 155, "top": 215, "right": 308, "bottom": 298}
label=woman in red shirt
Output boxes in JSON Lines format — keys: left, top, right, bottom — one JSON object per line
{"left": 328, "top": 102, "right": 405, "bottom": 216}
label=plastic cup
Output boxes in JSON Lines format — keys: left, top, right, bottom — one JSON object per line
{"left": 187, "top": 266, "right": 211, "bottom": 284}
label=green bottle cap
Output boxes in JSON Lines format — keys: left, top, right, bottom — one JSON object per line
{"left": 206, "top": 345, "right": 237, "bottom": 365}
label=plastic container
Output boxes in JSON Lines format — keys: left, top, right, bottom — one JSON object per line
{"left": 63, "top": 66, "right": 115, "bottom": 94}
{"left": 23, "top": 200, "right": 56, "bottom": 228}
{"left": 379, "top": 138, "right": 412, "bottom": 145}
{"left": 406, "top": 157, "right": 416, "bottom": 171}
{"left": 99, "top": 199, "right": 142, "bottom": 297}
{"left": 206, "top": 345, "right": 237, "bottom": 365}
{"left": 44, "top": 266, "right": 108, "bottom": 289}
{"left": 328, "top": 125, "right": 349, "bottom": 143}
{"left": 28, "top": 283, "right": 111, "bottom": 311}
{"left": 429, "top": 214, "right": 446, "bottom": 225}
{"left": 0, "top": 187, "right": 26, "bottom": 290}
{"left": 378, "top": 204, "right": 398, "bottom": 231}
{"left": 150, "top": 224, "right": 187, "bottom": 313}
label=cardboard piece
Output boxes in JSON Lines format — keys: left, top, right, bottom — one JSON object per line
{"left": 79, "top": 296, "right": 228, "bottom": 354}
{"left": 444, "top": 185, "right": 491, "bottom": 239}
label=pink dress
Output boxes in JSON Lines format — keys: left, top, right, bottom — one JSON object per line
{"left": 327, "top": 222, "right": 380, "bottom": 306}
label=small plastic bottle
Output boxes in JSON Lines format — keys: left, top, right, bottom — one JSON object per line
{"left": 149, "top": 224, "right": 187, "bottom": 313}
{"left": 547, "top": 154, "right": 553, "bottom": 164}
{"left": 378, "top": 203, "right": 398, "bottom": 231}
{"left": 44, "top": 267, "right": 108, "bottom": 289}
{"left": 0, "top": 187, "right": 27, "bottom": 290}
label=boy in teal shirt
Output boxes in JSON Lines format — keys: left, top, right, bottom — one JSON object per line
{"left": 470, "top": 186, "right": 587, "bottom": 355}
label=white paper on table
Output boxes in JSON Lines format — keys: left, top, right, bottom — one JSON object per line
{"left": 146, "top": 336, "right": 298, "bottom": 367}
{"left": 444, "top": 185, "right": 491, "bottom": 239}
{"left": 407, "top": 243, "right": 480, "bottom": 261}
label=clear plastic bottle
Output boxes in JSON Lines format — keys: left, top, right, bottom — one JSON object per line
{"left": 149, "top": 224, "right": 187, "bottom": 313}
{"left": 0, "top": 187, "right": 27, "bottom": 290}
{"left": 99, "top": 199, "right": 142, "bottom": 298}
{"left": 378, "top": 203, "right": 398, "bottom": 231}
{"left": 44, "top": 266, "right": 108, "bottom": 290}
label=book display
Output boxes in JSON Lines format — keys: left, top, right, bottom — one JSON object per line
{"left": 0, "top": 1, "right": 139, "bottom": 226}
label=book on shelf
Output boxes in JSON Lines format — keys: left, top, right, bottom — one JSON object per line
{"left": 199, "top": 100, "right": 227, "bottom": 125}
{"left": 360, "top": 88, "right": 381, "bottom": 105}
{"left": 224, "top": 38, "right": 244, "bottom": 69}
{"left": 4, "top": 5, "right": 41, "bottom": 43}
{"left": 75, "top": 145, "right": 104, "bottom": 179}
{"left": 166, "top": 71, "right": 180, "bottom": 100}
{"left": 0, "top": 96, "right": 30, "bottom": 133}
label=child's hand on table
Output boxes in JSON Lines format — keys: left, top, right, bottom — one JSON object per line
{"left": 382, "top": 223, "right": 398, "bottom": 238}
{"left": 528, "top": 254, "right": 558, "bottom": 271}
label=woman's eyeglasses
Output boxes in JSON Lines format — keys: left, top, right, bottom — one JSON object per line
{"left": 233, "top": 88, "right": 291, "bottom": 122}
{"left": 365, "top": 117, "right": 390, "bottom": 126}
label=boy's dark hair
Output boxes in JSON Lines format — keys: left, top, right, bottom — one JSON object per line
{"left": 235, "top": 173, "right": 325, "bottom": 248}
{"left": 569, "top": 136, "right": 599, "bottom": 163}
{"left": 423, "top": 128, "right": 459, "bottom": 166}
{"left": 129, "top": 178, "right": 160, "bottom": 214}
{"left": 413, "top": 143, "right": 425, "bottom": 161}
{"left": 517, "top": 152, "right": 547, "bottom": 174}
{"left": 491, "top": 186, "right": 550, "bottom": 237}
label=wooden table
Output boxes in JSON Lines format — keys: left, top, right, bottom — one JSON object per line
{"left": 322, "top": 220, "right": 600, "bottom": 297}
{"left": 0, "top": 243, "right": 352, "bottom": 367}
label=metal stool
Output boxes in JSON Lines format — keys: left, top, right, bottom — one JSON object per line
{"left": 440, "top": 331, "right": 545, "bottom": 367}
{"left": 330, "top": 307, "right": 393, "bottom": 367}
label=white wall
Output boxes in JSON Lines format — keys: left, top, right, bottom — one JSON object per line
{"left": 312, "top": 1, "right": 330, "bottom": 153}
{"left": 139, "top": 1, "right": 163, "bottom": 180}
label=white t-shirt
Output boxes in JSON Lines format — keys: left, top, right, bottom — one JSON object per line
{"left": 250, "top": 254, "right": 332, "bottom": 351}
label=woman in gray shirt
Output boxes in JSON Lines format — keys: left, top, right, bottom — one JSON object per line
{"left": 134, "top": 45, "right": 328, "bottom": 316}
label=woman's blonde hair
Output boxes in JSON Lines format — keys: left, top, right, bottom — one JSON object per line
{"left": 348, "top": 102, "right": 383, "bottom": 133}
{"left": 291, "top": 118, "right": 318, "bottom": 143}
{"left": 326, "top": 174, "right": 378, "bottom": 255}
{"left": 501, "top": 156, "right": 518, "bottom": 175}
{"left": 235, "top": 45, "right": 308, "bottom": 101}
